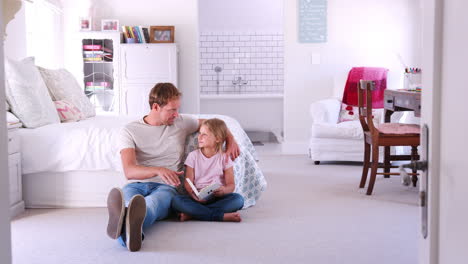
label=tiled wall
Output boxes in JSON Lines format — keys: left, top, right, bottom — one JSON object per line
{"left": 199, "top": 31, "right": 284, "bottom": 94}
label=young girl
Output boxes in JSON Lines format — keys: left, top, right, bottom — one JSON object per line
{"left": 171, "top": 118, "right": 244, "bottom": 222}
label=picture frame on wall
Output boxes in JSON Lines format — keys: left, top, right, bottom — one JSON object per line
{"left": 80, "top": 17, "right": 92, "bottom": 31}
{"left": 149, "top": 26, "right": 175, "bottom": 43}
{"left": 101, "top": 19, "right": 119, "bottom": 31}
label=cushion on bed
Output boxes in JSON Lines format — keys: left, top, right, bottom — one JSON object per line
{"left": 38, "top": 66, "right": 96, "bottom": 118}
{"left": 5, "top": 57, "right": 60, "bottom": 128}
{"left": 54, "top": 100, "right": 85, "bottom": 122}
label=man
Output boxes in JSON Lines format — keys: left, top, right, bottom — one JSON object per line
{"left": 106, "top": 83, "right": 239, "bottom": 252}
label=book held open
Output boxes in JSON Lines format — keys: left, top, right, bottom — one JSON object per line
{"left": 186, "top": 178, "right": 221, "bottom": 201}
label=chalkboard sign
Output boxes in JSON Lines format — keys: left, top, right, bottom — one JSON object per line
{"left": 298, "top": 0, "right": 327, "bottom": 43}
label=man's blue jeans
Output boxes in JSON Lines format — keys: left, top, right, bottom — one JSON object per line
{"left": 117, "top": 182, "right": 178, "bottom": 247}
{"left": 171, "top": 193, "right": 244, "bottom": 221}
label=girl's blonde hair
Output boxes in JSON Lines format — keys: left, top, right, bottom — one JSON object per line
{"left": 201, "top": 118, "right": 228, "bottom": 152}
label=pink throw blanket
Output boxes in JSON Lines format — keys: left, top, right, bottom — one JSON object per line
{"left": 342, "top": 67, "right": 388, "bottom": 108}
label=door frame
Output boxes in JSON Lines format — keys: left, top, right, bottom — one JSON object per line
{"left": 0, "top": 6, "right": 13, "bottom": 263}
{"left": 419, "top": 0, "right": 443, "bottom": 263}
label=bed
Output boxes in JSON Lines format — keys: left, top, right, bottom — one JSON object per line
{"left": 18, "top": 114, "right": 266, "bottom": 209}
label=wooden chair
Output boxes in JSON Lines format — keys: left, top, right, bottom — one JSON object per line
{"left": 358, "top": 80, "right": 420, "bottom": 195}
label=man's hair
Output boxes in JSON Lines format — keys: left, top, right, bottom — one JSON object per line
{"left": 202, "top": 118, "right": 228, "bottom": 153}
{"left": 148, "top": 83, "right": 182, "bottom": 109}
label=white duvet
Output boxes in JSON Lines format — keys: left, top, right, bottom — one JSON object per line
{"left": 19, "top": 114, "right": 259, "bottom": 174}
{"left": 19, "top": 115, "right": 136, "bottom": 174}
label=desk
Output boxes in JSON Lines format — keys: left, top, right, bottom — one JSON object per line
{"left": 382, "top": 89, "right": 421, "bottom": 177}
{"left": 384, "top": 90, "right": 421, "bottom": 122}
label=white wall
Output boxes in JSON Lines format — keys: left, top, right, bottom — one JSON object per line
{"left": 283, "top": 0, "right": 422, "bottom": 154}
{"left": 4, "top": 3, "right": 27, "bottom": 60}
{"left": 62, "top": 0, "right": 199, "bottom": 114}
{"left": 198, "top": 31, "right": 284, "bottom": 94}
{"left": 199, "top": 0, "right": 282, "bottom": 31}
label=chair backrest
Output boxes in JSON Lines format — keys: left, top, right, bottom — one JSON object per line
{"left": 358, "top": 80, "right": 378, "bottom": 134}
{"left": 342, "top": 67, "right": 388, "bottom": 108}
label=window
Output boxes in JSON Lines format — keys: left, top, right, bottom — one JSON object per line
{"left": 25, "top": 0, "right": 64, "bottom": 68}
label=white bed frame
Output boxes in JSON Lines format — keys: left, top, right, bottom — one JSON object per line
{"left": 23, "top": 170, "right": 127, "bottom": 208}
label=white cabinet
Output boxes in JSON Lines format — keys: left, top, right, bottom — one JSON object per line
{"left": 120, "top": 44, "right": 178, "bottom": 116}
{"left": 8, "top": 129, "right": 24, "bottom": 218}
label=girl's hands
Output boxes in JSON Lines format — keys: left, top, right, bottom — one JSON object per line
{"left": 190, "top": 191, "right": 207, "bottom": 203}
{"left": 214, "top": 186, "right": 227, "bottom": 197}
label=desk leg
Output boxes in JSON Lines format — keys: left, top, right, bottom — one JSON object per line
{"left": 384, "top": 109, "right": 393, "bottom": 123}
{"left": 384, "top": 146, "right": 391, "bottom": 177}
{"left": 383, "top": 110, "right": 393, "bottom": 178}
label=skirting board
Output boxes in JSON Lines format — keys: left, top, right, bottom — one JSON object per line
{"left": 10, "top": 201, "right": 24, "bottom": 219}
{"left": 281, "top": 140, "right": 308, "bottom": 155}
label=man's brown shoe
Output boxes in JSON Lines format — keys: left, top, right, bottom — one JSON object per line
{"left": 106, "top": 188, "right": 125, "bottom": 239}
{"left": 125, "top": 195, "right": 146, "bottom": 252}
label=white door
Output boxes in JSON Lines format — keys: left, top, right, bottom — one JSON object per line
{"left": 419, "top": 0, "right": 468, "bottom": 263}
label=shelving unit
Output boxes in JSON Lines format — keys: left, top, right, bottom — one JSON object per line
{"left": 82, "top": 37, "right": 116, "bottom": 113}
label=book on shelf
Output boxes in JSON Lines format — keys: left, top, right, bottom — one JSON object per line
{"left": 138, "top": 26, "right": 146, "bottom": 43}
{"left": 142, "top": 27, "right": 150, "bottom": 43}
{"left": 85, "top": 81, "right": 111, "bottom": 91}
{"left": 127, "top": 26, "right": 135, "bottom": 39}
{"left": 85, "top": 86, "right": 109, "bottom": 91}
{"left": 86, "top": 81, "right": 109, "bottom": 87}
{"left": 121, "top": 26, "right": 150, "bottom": 43}
{"left": 83, "top": 44, "right": 102, "bottom": 50}
{"left": 83, "top": 50, "right": 104, "bottom": 55}
{"left": 122, "top": 26, "right": 130, "bottom": 39}
{"left": 83, "top": 53, "right": 103, "bottom": 58}
{"left": 83, "top": 57, "right": 103, "bottom": 62}
{"left": 132, "top": 27, "right": 141, "bottom": 43}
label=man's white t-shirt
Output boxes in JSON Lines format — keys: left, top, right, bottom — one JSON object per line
{"left": 118, "top": 114, "right": 199, "bottom": 183}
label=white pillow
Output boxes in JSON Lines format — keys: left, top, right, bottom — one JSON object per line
{"left": 37, "top": 66, "right": 96, "bottom": 118}
{"left": 5, "top": 57, "right": 60, "bottom": 128}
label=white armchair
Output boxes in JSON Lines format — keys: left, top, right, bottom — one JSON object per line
{"left": 308, "top": 97, "right": 407, "bottom": 164}
{"left": 309, "top": 98, "right": 375, "bottom": 164}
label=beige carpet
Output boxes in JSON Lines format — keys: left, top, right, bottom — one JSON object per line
{"left": 11, "top": 154, "right": 418, "bottom": 264}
